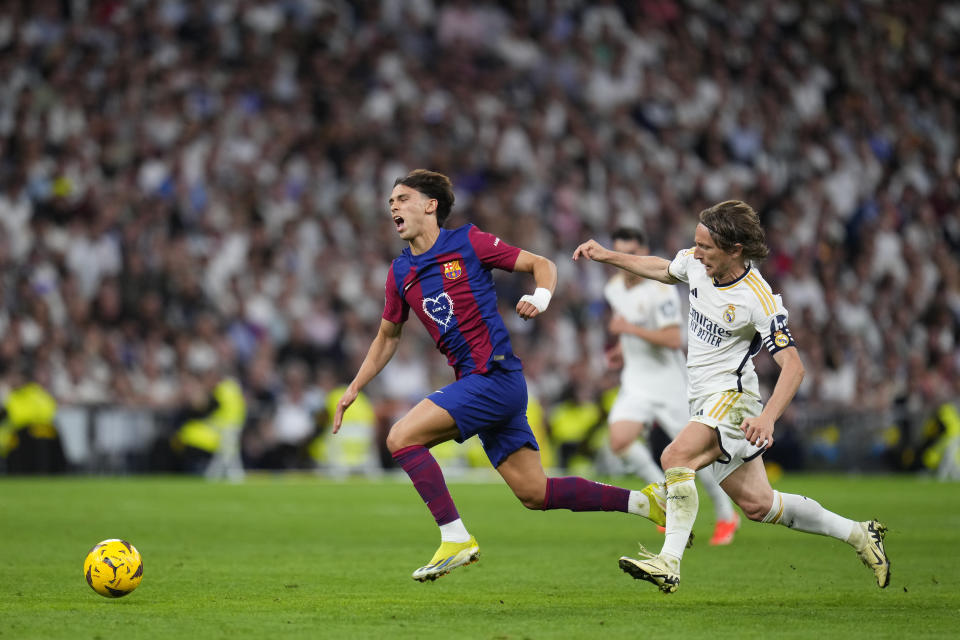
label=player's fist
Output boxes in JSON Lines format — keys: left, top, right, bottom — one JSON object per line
{"left": 517, "top": 287, "right": 551, "bottom": 320}
{"left": 740, "top": 415, "right": 774, "bottom": 449}
{"left": 516, "top": 299, "right": 541, "bottom": 320}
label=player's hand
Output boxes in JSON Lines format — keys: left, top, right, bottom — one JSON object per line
{"left": 332, "top": 386, "right": 358, "bottom": 434}
{"left": 604, "top": 347, "right": 623, "bottom": 370}
{"left": 740, "top": 414, "right": 774, "bottom": 449}
{"left": 517, "top": 287, "right": 551, "bottom": 320}
{"left": 516, "top": 299, "right": 542, "bottom": 320}
{"left": 572, "top": 239, "right": 610, "bottom": 263}
{"left": 608, "top": 314, "right": 632, "bottom": 336}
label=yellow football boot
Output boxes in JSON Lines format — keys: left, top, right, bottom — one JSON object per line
{"left": 641, "top": 482, "right": 666, "bottom": 527}
{"left": 855, "top": 520, "right": 891, "bottom": 588}
{"left": 619, "top": 545, "right": 681, "bottom": 594}
{"left": 412, "top": 536, "right": 480, "bottom": 582}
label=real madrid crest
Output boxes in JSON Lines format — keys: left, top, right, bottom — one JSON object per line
{"left": 774, "top": 330, "right": 789, "bottom": 348}
{"left": 443, "top": 260, "right": 463, "bottom": 280}
{"left": 723, "top": 304, "right": 736, "bottom": 323}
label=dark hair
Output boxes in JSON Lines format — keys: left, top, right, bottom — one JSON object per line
{"left": 611, "top": 227, "right": 646, "bottom": 245}
{"left": 394, "top": 169, "right": 455, "bottom": 227}
{"left": 699, "top": 200, "right": 769, "bottom": 262}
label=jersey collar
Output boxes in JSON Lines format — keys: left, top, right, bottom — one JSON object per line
{"left": 713, "top": 263, "right": 751, "bottom": 289}
{"left": 402, "top": 227, "right": 449, "bottom": 260}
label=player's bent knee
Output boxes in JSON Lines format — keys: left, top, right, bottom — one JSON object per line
{"left": 608, "top": 433, "right": 632, "bottom": 454}
{"left": 660, "top": 443, "right": 681, "bottom": 469}
{"left": 385, "top": 425, "right": 412, "bottom": 454}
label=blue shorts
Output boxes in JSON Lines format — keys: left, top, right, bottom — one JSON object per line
{"left": 428, "top": 367, "right": 539, "bottom": 468}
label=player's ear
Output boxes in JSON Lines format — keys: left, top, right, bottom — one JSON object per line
{"left": 424, "top": 198, "right": 438, "bottom": 214}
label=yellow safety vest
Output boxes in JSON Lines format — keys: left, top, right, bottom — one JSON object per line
{"left": 923, "top": 402, "right": 960, "bottom": 470}
{"left": 178, "top": 378, "right": 247, "bottom": 453}
{"left": 0, "top": 383, "right": 58, "bottom": 456}
{"left": 550, "top": 400, "right": 602, "bottom": 444}
{"left": 310, "top": 386, "right": 375, "bottom": 464}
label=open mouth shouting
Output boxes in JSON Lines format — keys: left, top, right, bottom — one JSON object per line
{"left": 393, "top": 215, "right": 406, "bottom": 233}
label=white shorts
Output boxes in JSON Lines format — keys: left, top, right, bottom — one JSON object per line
{"left": 608, "top": 390, "right": 689, "bottom": 438}
{"left": 689, "top": 390, "right": 766, "bottom": 483}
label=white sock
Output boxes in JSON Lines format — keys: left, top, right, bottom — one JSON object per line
{"left": 627, "top": 490, "right": 650, "bottom": 518}
{"left": 619, "top": 442, "right": 665, "bottom": 484}
{"left": 661, "top": 467, "right": 698, "bottom": 560}
{"left": 695, "top": 467, "right": 736, "bottom": 521}
{"left": 762, "top": 491, "right": 856, "bottom": 542}
{"left": 439, "top": 518, "right": 471, "bottom": 543}
{"left": 626, "top": 483, "right": 664, "bottom": 519}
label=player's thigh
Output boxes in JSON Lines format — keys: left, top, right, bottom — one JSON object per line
{"left": 496, "top": 446, "right": 548, "bottom": 509}
{"left": 719, "top": 456, "right": 773, "bottom": 521}
{"left": 661, "top": 421, "right": 724, "bottom": 470}
{"left": 608, "top": 419, "right": 646, "bottom": 452}
{"left": 386, "top": 399, "right": 460, "bottom": 452}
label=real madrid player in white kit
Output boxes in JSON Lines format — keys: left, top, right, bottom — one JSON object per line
{"left": 603, "top": 228, "right": 739, "bottom": 546}
{"left": 574, "top": 200, "right": 890, "bottom": 593}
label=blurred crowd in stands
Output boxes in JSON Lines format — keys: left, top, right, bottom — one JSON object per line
{"left": 0, "top": 0, "right": 958, "bottom": 474}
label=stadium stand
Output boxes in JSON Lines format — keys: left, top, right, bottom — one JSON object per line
{"left": 0, "top": 0, "right": 956, "bottom": 473}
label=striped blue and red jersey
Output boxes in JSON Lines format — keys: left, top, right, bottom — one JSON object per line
{"left": 382, "top": 224, "right": 523, "bottom": 380}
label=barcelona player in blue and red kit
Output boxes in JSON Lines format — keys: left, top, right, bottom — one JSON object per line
{"left": 333, "top": 170, "right": 666, "bottom": 582}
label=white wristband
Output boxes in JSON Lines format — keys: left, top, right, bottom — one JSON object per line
{"left": 520, "top": 287, "right": 552, "bottom": 313}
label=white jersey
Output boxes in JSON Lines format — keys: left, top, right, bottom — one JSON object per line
{"left": 603, "top": 273, "right": 687, "bottom": 400}
{"left": 667, "top": 248, "right": 795, "bottom": 402}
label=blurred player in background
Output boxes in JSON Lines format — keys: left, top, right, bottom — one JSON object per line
{"left": 334, "top": 169, "right": 667, "bottom": 582}
{"left": 574, "top": 200, "right": 890, "bottom": 593}
{"left": 603, "top": 227, "right": 739, "bottom": 546}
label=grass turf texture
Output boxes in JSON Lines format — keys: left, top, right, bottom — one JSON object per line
{"left": 1, "top": 473, "right": 956, "bottom": 639}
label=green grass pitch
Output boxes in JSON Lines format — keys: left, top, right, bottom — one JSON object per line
{"left": 1, "top": 473, "right": 957, "bottom": 639}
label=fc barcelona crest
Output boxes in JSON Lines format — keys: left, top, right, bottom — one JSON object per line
{"left": 443, "top": 260, "right": 463, "bottom": 280}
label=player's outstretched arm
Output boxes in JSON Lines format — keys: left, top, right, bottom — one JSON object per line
{"left": 333, "top": 319, "right": 403, "bottom": 433}
{"left": 609, "top": 314, "right": 684, "bottom": 350}
{"left": 572, "top": 239, "right": 678, "bottom": 284}
{"left": 514, "top": 250, "right": 557, "bottom": 320}
{"left": 740, "top": 346, "right": 805, "bottom": 449}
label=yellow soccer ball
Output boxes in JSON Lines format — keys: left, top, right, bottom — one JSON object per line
{"left": 83, "top": 539, "right": 144, "bottom": 598}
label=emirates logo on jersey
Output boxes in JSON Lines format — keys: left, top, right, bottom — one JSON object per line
{"left": 443, "top": 260, "right": 463, "bottom": 280}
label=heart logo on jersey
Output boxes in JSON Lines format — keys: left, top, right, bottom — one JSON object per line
{"left": 423, "top": 292, "right": 455, "bottom": 328}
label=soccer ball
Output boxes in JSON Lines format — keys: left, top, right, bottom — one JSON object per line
{"left": 83, "top": 539, "right": 144, "bottom": 598}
